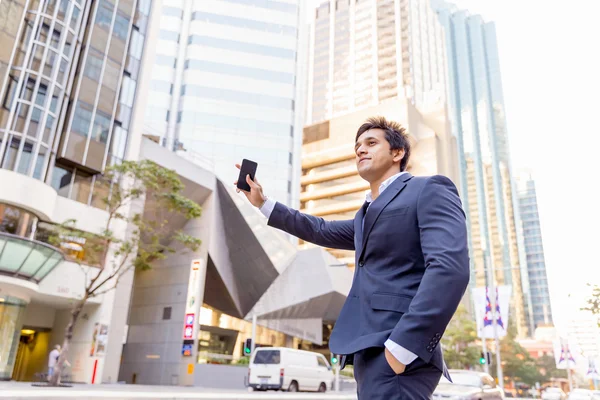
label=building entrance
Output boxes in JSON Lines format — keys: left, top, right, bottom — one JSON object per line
{"left": 11, "top": 327, "right": 51, "bottom": 382}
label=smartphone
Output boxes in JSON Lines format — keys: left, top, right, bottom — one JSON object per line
{"left": 236, "top": 159, "right": 258, "bottom": 192}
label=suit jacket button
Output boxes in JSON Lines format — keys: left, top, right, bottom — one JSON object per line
{"left": 358, "top": 260, "right": 364, "bottom": 267}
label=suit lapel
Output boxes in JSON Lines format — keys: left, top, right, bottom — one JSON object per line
{"left": 359, "top": 173, "right": 412, "bottom": 261}
{"left": 354, "top": 202, "right": 366, "bottom": 255}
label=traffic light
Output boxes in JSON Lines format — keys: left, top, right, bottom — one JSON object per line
{"left": 244, "top": 338, "right": 252, "bottom": 355}
{"left": 479, "top": 352, "right": 486, "bottom": 365}
{"left": 479, "top": 351, "right": 491, "bottom": 365}
{"left": 331, "top": 354, "right": 338, "bottom": 365}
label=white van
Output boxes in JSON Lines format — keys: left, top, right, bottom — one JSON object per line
{"left": 247, "top": 347, "right": 334, "bottom": 392}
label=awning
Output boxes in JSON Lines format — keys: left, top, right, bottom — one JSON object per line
{"left": 0, "top": 232, "right": 64, "bottom": 282}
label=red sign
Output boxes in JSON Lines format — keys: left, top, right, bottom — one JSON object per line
{"left": 183, "top": 313, "right": 195, "bottom": 339}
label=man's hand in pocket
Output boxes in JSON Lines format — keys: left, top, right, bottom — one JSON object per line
{"left": 384, "top": 348, "right": 406, "bottom": 375}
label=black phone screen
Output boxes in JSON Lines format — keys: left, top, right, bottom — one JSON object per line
{"left": 237, "top": 159, "right": 258, "bottom": 192}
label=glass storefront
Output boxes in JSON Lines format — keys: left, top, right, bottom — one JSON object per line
{"left": 0, "top": 296, "right": 26, "bottom": 380}
{"left": 197, "top": 305, "right": 294, "bottom": 365}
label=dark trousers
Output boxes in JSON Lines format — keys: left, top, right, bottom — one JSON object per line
{"left": 353, "top": 347, "right": 442, "bottom": 400}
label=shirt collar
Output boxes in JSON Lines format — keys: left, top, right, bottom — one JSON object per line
{"left": 365, "top": 171, "right": 408, "bottom": 203}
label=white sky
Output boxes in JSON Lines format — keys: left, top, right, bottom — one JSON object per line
{"left": 306, "top": 0, "right": 600, "bottom": 331}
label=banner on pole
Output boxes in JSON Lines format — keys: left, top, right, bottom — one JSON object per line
{"left": 553, "top": 337, "right": 578, "bottom": 370}
{"left": 586, "top": 359, "right": 599, "bottom": 380}
{"left": 472, "top": 285, "right": 512, "bottom": 339}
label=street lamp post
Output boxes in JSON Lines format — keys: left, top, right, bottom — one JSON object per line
{"left": 485, "top": 253, "right": 504, "bottom": 389}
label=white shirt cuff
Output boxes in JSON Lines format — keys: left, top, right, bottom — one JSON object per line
{"left": 385, "top": 339, "right": 418, "bottom": 365}
{"left": 259, "top": 197, "right": 276, "bottom": 219}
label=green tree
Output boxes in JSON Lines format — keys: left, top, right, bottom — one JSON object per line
{"left": 442, "top": 304, "right": 482, "bottom": 369}
{"left": 48, "top": 160, "right": 202, "bottom": 386}
{"left": 490, "top": 323, "right": 542, "bottom": 386}
{"left": 583, "top": 284, "right": 600, "bottom": 326}
{"left": 536, "top": 354, "right": 567, "bottom": 381}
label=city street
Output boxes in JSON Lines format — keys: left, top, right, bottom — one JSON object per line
{"left": 0, "top": 381, "right": 541, "bottom": 400}
{"left": 0, "top": 381, "right": 358, "bottom": 400}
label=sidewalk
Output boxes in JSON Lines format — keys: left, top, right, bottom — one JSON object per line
{"left": 0, "top": 381, "right": 357, "bottom": 400}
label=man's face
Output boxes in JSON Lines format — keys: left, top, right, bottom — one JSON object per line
{"left": 355, "top": 128, "right": 404, "bottom": 182}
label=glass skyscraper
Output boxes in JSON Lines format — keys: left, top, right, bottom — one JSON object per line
{"left": 142, "top": 0, "right": 305, "bottom": 207}
{"left": 0, "top": 0, "right": 151, "bottom": 208}
{"left": 307, "top": 0, "right": 447, "bottom": 125}
{"left": 434, "top": 2, "right": 532, "bottom": 337}
{"left": 517, "top": 173, "right": 553, "bottom": 329}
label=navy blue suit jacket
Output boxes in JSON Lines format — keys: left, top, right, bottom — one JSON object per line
{"left": 267, "top": 173, "right": 470, "bottom": 375}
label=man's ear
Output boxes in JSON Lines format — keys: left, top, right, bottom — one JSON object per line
{"left": 393, "top": 149, "right": 405, "bottom": 163}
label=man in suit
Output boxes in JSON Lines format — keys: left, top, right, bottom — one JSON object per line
{"left": 235, "top": 116, "right": 470, "bottom": 399}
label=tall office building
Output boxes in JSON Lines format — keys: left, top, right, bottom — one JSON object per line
{"left": 0, "top": 0, "right": 151, "bottom": 382}
{"left": 301, "top": 0, "right": 458, "bottom": 266}
{"left": 434, "top": 2, "right": 531, "bottom": 337}
{"left": 141, "top": 0, "right": 306, "bottom": 207}
{"left": 517, "top": 173, "right": 553, "bottom": 331}
{"left": 307, "top": 0, "right": 447, "bottom": 125}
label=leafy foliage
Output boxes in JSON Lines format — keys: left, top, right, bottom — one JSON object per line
{"left": 442, "top": 303, "right": 482, "bottom": 369}
{"left": 583, "top": 284, "right": 600, "bottom": 326}
{"left": 51, "top": 160, "right": 202, "bottom": 298}
{"left": 490, "top": 323, "right": 542, "bottom": 386}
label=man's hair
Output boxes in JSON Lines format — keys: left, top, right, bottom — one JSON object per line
{"left": 355, "top": 116, "right": 411, "bottom": 171}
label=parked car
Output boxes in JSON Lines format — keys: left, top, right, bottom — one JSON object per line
{"left": 247, "top": 347, "right": 333, "bottom": 392}
{"left": 568, "top": 389, "right": 597, "bottom": 400}
{"left": 433, "top": 369, "right": 504, "bottom": 399}
{"left": 542, "top": 387, "right": 568, "bottom": 400}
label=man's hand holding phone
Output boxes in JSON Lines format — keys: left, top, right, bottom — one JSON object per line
{"left": 234, "top": 162, "right": 266, "bottom": 208}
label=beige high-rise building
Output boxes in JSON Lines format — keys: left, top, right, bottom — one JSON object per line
{"left": 307, "top": 0, "right": 447, "bottom": 125}
{"left": 300, "top": 98, "right": 458, "bottom": 266}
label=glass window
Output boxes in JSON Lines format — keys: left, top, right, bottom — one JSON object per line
{"left": 91, "top": 111, "right": 111, "bottom": 143}
{"left": 84, "top": 49, "right": 104, "bottom": 80}
{"left": 187, "top": 35, "right": 295, "bottom": 59}
{"left": 102, "top": 58, "right": 120, "bottom": 91}
{"left": 0, "top": 203, "right": 38, "bottom": 238}
{"left": 33, "top": 145, "right": 47, "bottom": 180}
{"left": 184, "top": 59, "right": 294, "bottom": 84}
{"left": 120, "top": 76, "right": 136, "bottom": 107}
{"left": 317, "top": 357, "right": 328, "bottom": 368}
{"left": 218, "top": 0, "right": 298, "bottom": 14}
{"left": 150, "top": 80, "right": 171, "bottom": 93}
{"left": 95, "top": 1, "right": 114, "bottom": 30}
{"left": 71, "top": 169, "right": 92, "bottom": 204}
{"left": 191, "top": 11, "right": 296, "bottom": 36}
{"left": 71, "top": 101, "right": 92, "bottom": 137}
{"left": 90, "top": 175, "right": 110, "bottom": 210}
{"left": 110, "top": 125, "right": 128, "bottom": 160}
{"left": 51, "top": 163, "right": 73, "bottom": 197}
{"left": 113, "top": 12, "right": 130, "bottom": 41}
{"left": 159, "top": 30, "right": 179, "bottom": 42}
{"left": 253, "top": 350, "right": 280, "bottom": 364}
{"left": 129, "top": 28, "right": 143, "bottom": 60}
{"left": 163, "top": 6, "right": 182, "bottom": 18}
{"left": 0, "top": 301, "right": 25, "bottom": 380}
{"left": 138, "top": 0, "right": 151, "bottom": 15}
{"left": 182, "top": 85, "right": 292, "bottom": 109}
{"left": 155, "top": 55, "right": 176, "bottom": 67}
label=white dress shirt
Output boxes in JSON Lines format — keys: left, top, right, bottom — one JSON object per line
{"left": 258, "top": 171, "right": 418, "bottom": 366}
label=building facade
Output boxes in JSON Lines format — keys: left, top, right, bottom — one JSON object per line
{"left": 0, "top": 0, "right": 151, "bottom": 382}
{"left": 517, "top": 173, "right": 553, "bottom": 330}
{"left": 141, "top": 0, "right": 306, "bottom": 208}
{"left": 307, "top": 0, "right": 447, "bottom": 125}
{"left": 434, "top": 2, "right": 531, "bottom": 337}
